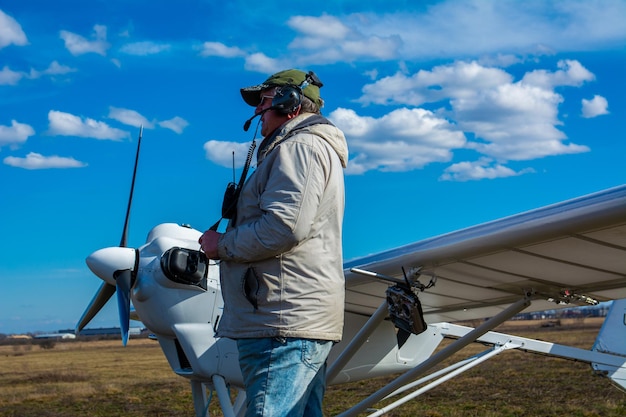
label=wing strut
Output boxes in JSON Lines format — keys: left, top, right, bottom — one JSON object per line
{"left": 370, "top": 343, "right": 514, "bottom": 417}
{"left": 327, "top": 301, "right": 389, "bottom": 384}
{"left": 336, "top": 292, "right": 533, "bottom": 417}
{"left": 370, "top": 319, "right": 626, "bottom": 415}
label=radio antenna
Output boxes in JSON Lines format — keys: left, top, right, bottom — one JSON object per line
{"left": 231, "top": 151, "right": 235, "bottom": 183}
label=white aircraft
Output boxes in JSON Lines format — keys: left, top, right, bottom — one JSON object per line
{"left": 77, "top": 129, "right": 626, "bottom": 417}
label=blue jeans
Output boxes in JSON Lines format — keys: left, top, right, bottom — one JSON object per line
{"left": 237, "top": 337, "right": 333, "bottom": 417}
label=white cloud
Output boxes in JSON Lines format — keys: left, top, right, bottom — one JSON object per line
{"left": 522, "top": 59, "right": 595, "bottom": 89}
{"left": 206, "top": 2, "right": 625, "bottom": 70}
{"left": 48, "top": 110, "right": 128, "bottom": 140}
{"left": 3, "top": 152, "right": 86, "bottom": 169}
{"left": 1, "top": 61, "right": 76, "bottom": 85}
{"left": 343, "top": 1, "right": 626, "bottom": 60}
{"left": 440, "top": 158, "right": 535, "bottom": 181}
{"left": 108, "top": 107, "right": 154, "bottom": 129}
{"left": 199, "top": 42, "right": 245, "bottom": 58}
{"left": 329, "top": 107, "right": 466, "bottom": 175}
{"left": 0, "top": 9, "right": 28, "bottom": 48}
{"left": 195, "top": 15, "right": 401, "bottom": 70}
{"left": 0, "top": 120, "right": 35, "bottom": 149}
{"left": 203, "top": 140, "right": 254, "bottom": 168}
{"left": 363, "top": 69, "right": 379, "bottom": 81}
{"left": 60, "top": 24, "right": 110, "bottom": 56}
{"left": 288, "top": 15, "right": 350, "bottom": 42}
{"left": 221, "top": 1, "right": 625, "bottom": 69}
{"left": 244, "top": 53, "right": 282, "bottom": 73}
{"left": 198, "top": 2, "right": 625, "bottom": 73}
{"left": 454, "top": 81, "right": 586, "bottom": 161}
{"left": 158, "top": 116, "right": 189, "bottom": 134}
{"left": 120, "top": 41, "right": 171, "bottom": 56}
{"left": 28, "top": 61, "right": 77, "bottom": 81}
{"left": 478, "top": 53, "right": 523, "bottom": 68}
{"left": 359, "top": 61, "right": 512, "bottom": 106}
{"left": 107, "top": 107, "right": 188, "bottom": 133}
{"left": 0, "top": 65, "right": 24, "bottom": 85}
{"left": 581, "top": 95, "right": 609, "bottom": 118}
{"left": 42, "top": 60, "right": 76, "bottom": 75}
{"left": 287, "top": 14, "right": 401, "bottom": 64}
{"left": 357, "top": 60, "right": 592, "bottom": 167}
{"left": 196, "top": 42, "right": 281, "bottom": 73}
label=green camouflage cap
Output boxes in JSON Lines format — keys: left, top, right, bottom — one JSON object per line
{"left": 240, "top": 69, "right": 323, "bottom": 108}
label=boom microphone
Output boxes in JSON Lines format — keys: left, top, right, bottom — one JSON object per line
{"left": 243, "top": 107, "right": 272, "bottom": 132}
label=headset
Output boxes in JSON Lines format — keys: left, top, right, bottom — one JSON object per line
{"left": 243, "top": 71, "right": 323, "bottom": 131}
{"left": 271, "top": 70, "right": 323, "bottom": 114}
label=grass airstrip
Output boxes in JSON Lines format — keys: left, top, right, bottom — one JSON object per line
{"left": 1, "top": 318, "right": 624, "bottom": 416}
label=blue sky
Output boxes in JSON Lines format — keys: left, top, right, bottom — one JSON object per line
{"left": 1, "top": 0, "right": 624, "bottom": 335}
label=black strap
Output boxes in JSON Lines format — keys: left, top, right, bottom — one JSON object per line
{"left": 210, "top": 139, "right": 257, "bottom": 231}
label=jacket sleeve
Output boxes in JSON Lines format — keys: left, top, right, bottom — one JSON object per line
{"left": 217, "top": 136, "right": 329, "bottom": 262}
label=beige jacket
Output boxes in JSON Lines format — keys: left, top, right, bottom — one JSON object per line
{"left": 216, "top": 113, "right": 348, "bottom": 341}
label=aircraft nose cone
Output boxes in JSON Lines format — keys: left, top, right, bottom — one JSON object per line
{"left": 86, "top": 247, "right": 137, "bottom": 286}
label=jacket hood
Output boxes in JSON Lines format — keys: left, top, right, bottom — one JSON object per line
{"left": 260, "top": 113, "right": 349, "bottom": 168}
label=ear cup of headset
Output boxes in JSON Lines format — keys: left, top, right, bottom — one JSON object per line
{"left": 271, "top": 86, "right": 302, "bottom": 114}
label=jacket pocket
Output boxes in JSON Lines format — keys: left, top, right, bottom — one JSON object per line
{"left": 242, "top": 267, "right": 260, "bottom": 309}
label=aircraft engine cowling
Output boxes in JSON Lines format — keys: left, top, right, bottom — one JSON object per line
{"left": 131, "top": 224, "right": 223, "bottom": 339}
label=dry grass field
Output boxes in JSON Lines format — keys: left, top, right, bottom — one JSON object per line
{"left": 1, "top": 318, "right": 624, "bottom": 416}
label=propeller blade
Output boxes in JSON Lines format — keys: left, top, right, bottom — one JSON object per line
{"left": 76, "top": 282, "right": 116, "bottom": 334}
{"left": 78, "top": 127, "right": 143, "bottom": 344}
{"left": 115, "top": 269, "right": 132, "bottom": 346}
{"left": 120, "top": 125, "right": 143, "bottom": 248}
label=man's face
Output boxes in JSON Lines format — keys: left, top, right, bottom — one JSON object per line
{"left": 256, "top": 88, "right": 287, "bottom": 137}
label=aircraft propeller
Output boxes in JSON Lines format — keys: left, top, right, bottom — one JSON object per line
{"left": 75, "top": 126, "right": 143, "bottom": 345}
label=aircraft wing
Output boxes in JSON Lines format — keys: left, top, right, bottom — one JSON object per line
{"left": 344, "top": 185, "right": 626, "bottom": 323}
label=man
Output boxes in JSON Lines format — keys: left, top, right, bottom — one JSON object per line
{"left": 199, "top": 69, "right": 348, "bottom": 416}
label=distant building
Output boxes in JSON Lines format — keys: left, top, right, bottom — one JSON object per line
{"left": 33, "top": 333, "right": 76, "bottom": 340}
{"left": 60, "top": 327, "right": 144, "bottom": 337}
{"left": 511, "top": 301, "right": 611, "bottom": 321}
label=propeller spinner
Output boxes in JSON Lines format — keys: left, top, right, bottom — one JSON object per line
{"left": 75, "top": 126, "right": 143, "bottom": 345}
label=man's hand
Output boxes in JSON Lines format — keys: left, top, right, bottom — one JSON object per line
{"left": 199, "top": 229, "right": 221, "bottom": 260}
